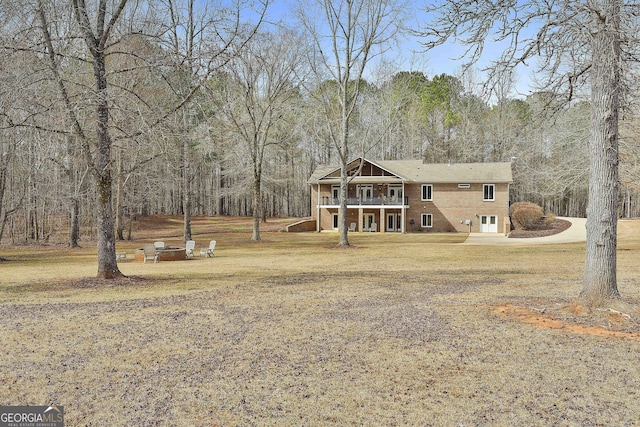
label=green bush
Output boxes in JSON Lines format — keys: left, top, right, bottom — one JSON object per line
{"left": 511, "top": 202, "right": 544, "bottom": 230}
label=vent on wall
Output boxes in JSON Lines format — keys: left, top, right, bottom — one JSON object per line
{"left": 458, "top": 184, "right": 470, "bottom": 189}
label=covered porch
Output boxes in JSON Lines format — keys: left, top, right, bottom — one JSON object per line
{"left": 318, "top": 206, "right": 408, "bottom": 233}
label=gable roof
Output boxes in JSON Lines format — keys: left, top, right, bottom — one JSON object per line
{"left": 308, "top": 158, "right": 512, "bottom": 184}
{"left": 307, "top": 158, "right": 409, "bottom": 184}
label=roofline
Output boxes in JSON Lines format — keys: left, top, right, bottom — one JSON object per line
{"left": 314, "top": 157, "right": 409, "bottom": 181}
{"left": 362, "top": 158, "right": 410, "bottom": 181}
{"left": 310, "top": 158, "right": 513, "bottom": 184}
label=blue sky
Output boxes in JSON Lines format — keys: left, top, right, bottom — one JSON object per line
{"left": 261, "top": 0, "right": 535, "bottom": 98}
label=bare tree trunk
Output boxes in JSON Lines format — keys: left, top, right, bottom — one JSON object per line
{"left": 69, "top": 198, "right": 80, "bottom": 248}
{"left": 335, "top": 67, "right": 351, "bottom": 247}
{"left": 219, "top": 164, "right": 226, "bottom": 215}
{"left": 0, "top": 152, "right": 9, "bottom": 243}
{"left": 252, "top": 168, "right": 261, "bottom": 241}
{"left": 338, "top": 156, "right": 349, "bottom": 246}
{"left": 580, "top": 0, "right": 621, "bottom": 302}
{"left": 93, "top": 52, "right": 122, "bottom": 279}
{"left": 182, "top": 137, "right": 192, "bottom": 241}
{"left": 0, "top": 211, "right": 7, "bottom": 243}
{"left": 36, "top": 0, "right": 123, "bottom": 278}
{"left": 115, "top": 153, "right": 125, "bottom": 241}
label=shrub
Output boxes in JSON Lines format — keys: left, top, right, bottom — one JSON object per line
{"left": 511, "top": 202, "right": 544, "bottom": 230}
{"left": 510, "top": 201, "right": 539, "bottom": 216}
{"left": 544, "top": 212, "right": 557, "bottom": 226}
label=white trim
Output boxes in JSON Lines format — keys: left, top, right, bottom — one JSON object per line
{"left": 363, "top": 213, "right": 375, "bottom": 231}
{"left": 421, "top": 184, "right": 433, "bottom": 201}
{"left": 316, "top": 183, "right": 321, "bottom": 232}
{"left": 421, "top": 213, "right": 433, "bottom": 228}
{"left": 386, "top": 212, "right": 402, "bottom": 232}
{"left": 480, "top": 215, "right": 498, "bottom": 232}
{"left": 483, "top": 184, "right": 495, "bottom": 201}
{"left": 387, "top": 184, "right": 403, "bottom": 203}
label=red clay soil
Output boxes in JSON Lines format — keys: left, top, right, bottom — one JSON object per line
{"left": 493, "top": 303, "right": 640, "bottom": 340}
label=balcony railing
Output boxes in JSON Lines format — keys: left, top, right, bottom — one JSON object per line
{"left": 320, "top": 196, "right": 408, "bottom": 206}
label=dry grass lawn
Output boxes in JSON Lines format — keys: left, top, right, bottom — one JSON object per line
{"left": 1, "top": 216, "right": 640, "bottom": 426}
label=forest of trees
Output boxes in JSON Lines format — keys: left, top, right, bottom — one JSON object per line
{"left": 1, "top": 0, "right": 639, "bottom": 249}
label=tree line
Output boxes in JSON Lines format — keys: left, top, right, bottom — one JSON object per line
{"left": 2, "top": 52, "right": 638, "bottom": 244}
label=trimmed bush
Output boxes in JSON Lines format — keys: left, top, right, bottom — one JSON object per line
{"left": 511, "top": 202, "right": 544, "bottom": 230}
{"left": 510, "top": 201, "right": 540, "bottom": 216}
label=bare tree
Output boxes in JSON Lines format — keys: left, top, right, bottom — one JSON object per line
{"left": 296, "top": 0, "right": 407, "bottom": 246}
{"left": 2, "top": 0, "right": 265, "bottom": 278}
{"left": 162, "top": 0, "right": 223, "bottom": 242}
{"left": 420, "top": 0, "right": 639, "bottom": 306}
{"left": 213, "top": 28, "right": 306, "bottom": 241}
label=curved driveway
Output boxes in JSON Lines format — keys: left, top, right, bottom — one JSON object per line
{"left": 461, "top": 217, "right": 587, "bottom": 245}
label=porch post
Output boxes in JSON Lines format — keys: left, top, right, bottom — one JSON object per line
{"left": 401, "top": 181, "right": 406, "bottom": 234}
{"left": 358, "top": 207, "right": 363, "bottom": 233}
{"left": 316, "top": 183, "right": 321, "bottom": 232}
{"left": 380, "top": 208, "right": 385, "bottom": 233}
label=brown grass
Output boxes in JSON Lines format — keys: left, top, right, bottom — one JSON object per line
{"left": 1, "top": 216, "right": 640, "bottom": 426}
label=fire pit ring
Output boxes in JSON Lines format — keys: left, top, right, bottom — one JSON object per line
{"left": 134, "top": 247, "right": 186, "bottom": 262}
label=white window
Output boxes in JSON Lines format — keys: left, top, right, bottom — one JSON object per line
{"left": 421, "top": 184, "right": 433, "bottom": 201}
{"left": 421, "top": 213, "right": 433, "bottom": 228}
{"left": 483, "top": 184, "right": 495, "bottom": 201}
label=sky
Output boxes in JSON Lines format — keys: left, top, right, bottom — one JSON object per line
{"left": 261, "top": 0, "right": 536, "bottom": 99}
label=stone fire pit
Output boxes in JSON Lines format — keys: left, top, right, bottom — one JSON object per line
{"left": 134, "top": 247, "right": 186, "bottom": 262}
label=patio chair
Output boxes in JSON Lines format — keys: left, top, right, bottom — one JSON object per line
{"left": 185, "top": 240, "right": 196, "bottom": 257}
{"left": 143, "top": 243, "right": 159, "bottom": 263}
{"left": 348, "top": 223, "right": 356, "bottom": 232}
{"left": 369, "top": 223, "right": 377, "bottom": 232}
{"left": 200, "top": 240, "right": 216, "bottom": 258}
{"left": 154, "top": 241, "right": 165, "bottom": 250}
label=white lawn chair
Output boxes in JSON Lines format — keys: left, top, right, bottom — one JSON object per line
{"left": 143, "top": 243, "right": 159, "bottom": 263}
{"left": 185, "top": 240, "right": 196, "bottom": 257}
{"left": 200, "top": 240, "right": 216, "bottom": 258}
{"left": 154, "top": 241, "right": 165, "bottom": 250}
{"left": 348, "top": 222, "right": 356, "bottom": 232}
{"left": 369, "top": 223, "right": 377, "bottom": 232}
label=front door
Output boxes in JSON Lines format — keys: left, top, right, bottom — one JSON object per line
{"left": 386, "top": 213, "right": 402, "bottom": 232}
{"left": 480, "top": 215, "right": 498, "bottom": 233}
{"left": 363, "top": 213, "right": 375, "bottom": 231}
{"left": 331, "top": 185, "right": 340, "bottom": 204}
{"left": 387, "top": 185, "right": 403, "bottom": 204}
{"left": 361, "top": 185, "right": 373, "bottom": 202}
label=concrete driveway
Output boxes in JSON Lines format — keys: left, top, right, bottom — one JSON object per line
{"left": 461, "top": 217, "right": 587, "bottom": 245}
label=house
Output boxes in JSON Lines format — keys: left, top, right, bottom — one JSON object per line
{"left": 308, "top": 157, "right": 513, "bottom": 234}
